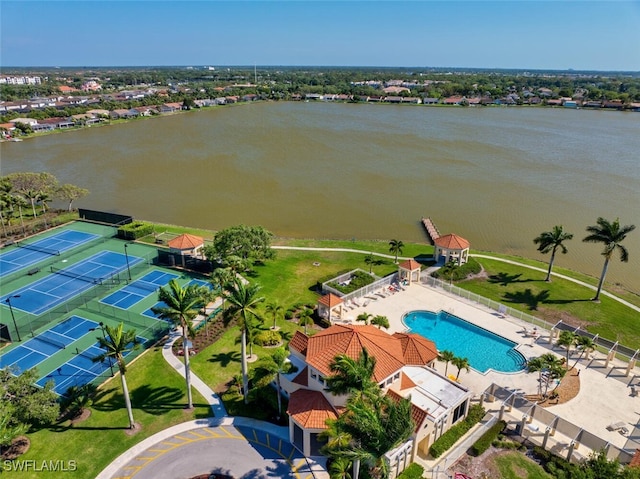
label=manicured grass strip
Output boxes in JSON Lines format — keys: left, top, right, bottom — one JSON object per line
{"left": 16, "top": 347, "right": 210, "bottom": 479}
{"left": 461, "top": 257, "right": 640, "bottom": 348}
{"left": 495, "top": 451, "right": 554, "bottom": 479}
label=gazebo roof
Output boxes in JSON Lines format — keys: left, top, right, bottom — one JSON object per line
{"left": 399, "top": 259, "right": 422, "bottom": 271}
{"left": 434, "top": 233, "right": 470, "bottom": 250}
{"left": 287, "top": 389, "right": 338, "bottom": 429}
{"left": 318, "top": 293, "right": 343, "bottom": 308}
{"left": 168, "top": 233, "right": 204, "bottom": 250}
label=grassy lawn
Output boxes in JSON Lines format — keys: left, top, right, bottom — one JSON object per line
{"left": 494, "top": 451, "right": 553, "bottom": 479}
{"left": 17, "top": 346, "right": 210, "bottom": 479}
{"left": 463, "top": 257, "right": 640, "bottom": 348}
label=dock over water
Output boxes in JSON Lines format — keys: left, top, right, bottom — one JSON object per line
{"left": 421, "top": 217, "right": 440, "bottom": 244}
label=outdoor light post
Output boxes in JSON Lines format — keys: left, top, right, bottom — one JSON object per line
{"left": 123, "top": 243, "right": 132, "bottom": 281}
{"left": 5, "top": 295, "right": 21, "bottom": 342}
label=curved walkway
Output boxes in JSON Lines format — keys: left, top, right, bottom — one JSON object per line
{"left": 272, "top": 245, "right": 639, "bottom": 313}
{"left": 97, "top": 314, "right": 328, "bottom": 479}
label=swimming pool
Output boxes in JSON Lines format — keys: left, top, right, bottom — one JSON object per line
{"left": 403, "top": 310, "right": 526, "bottom": 374}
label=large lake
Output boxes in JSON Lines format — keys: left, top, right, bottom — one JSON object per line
{"left": 3, "top": 102, "right": 639, "bottom": 293}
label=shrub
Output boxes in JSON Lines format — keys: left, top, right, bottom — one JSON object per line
{"left": 397, "top": 463, "right": 424, "bottom": 479}
{"left": 284, "top": 310, "right": 294, "bottom": 320}
{"left": 117, "top": 221, "right": 154, "bottom": 240}
{"left": 429, "top": 404, "right": 486, "bottom": 458}
{"left": 432, "top": 257, "right": 482, "bottom": 281}
{"left": 327, "top": 270, "right": 375, "bottom": 294}
{"left": 470, "top": 420, "right": 506, "bottom": 456}
{"left": 254, "top": 330, "right": 282, "bottom": 346}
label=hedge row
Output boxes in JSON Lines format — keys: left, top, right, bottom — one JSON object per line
{"left": 327, "top": 270, "right": 375, "bottom": 294}
{"left": 396, "top": 463, "right": 424, "bottom": 479}
{"left": 470, "top": 420, "right": 506, "bottom": 456}
{"left": 117, "top": 221, "right": 154, "bottom": 240}
{"left": 429, "top": 404, "right": 486, "bottom": 458}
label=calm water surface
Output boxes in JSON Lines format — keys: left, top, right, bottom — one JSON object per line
{"left": 3, "top": 103, "right": 639, "bottom": 292}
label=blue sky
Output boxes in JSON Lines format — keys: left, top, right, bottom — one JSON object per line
{"left": 2, "top": 1, "right": 639, "bottom": 71}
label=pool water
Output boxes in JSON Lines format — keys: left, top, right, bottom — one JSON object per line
{"left": 403, "top": 310, "right": 526, "bottom": 374}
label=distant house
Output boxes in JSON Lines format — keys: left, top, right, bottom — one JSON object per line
{"left": 160, "top": 102, "right": 183, "bottom": 113}
{"left": 443, "top": 96, "right": 464, "bottom": 105}
{"left": 422, "top": 97, "right": 439, "bottom": 105}
{"left": 383, "top": 86, "right": 411, "bottom": 94}
{"left": 563, "top": 100, "right": 578, "bottom": 109}
{"left": 110, "top": 108, "right": 140, "bottom": 119}
{"left": 304, "top": 93, "right": 323, "bottom": 101}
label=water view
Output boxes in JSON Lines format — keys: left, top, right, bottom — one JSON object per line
{"left": 2, "top": 102, "right": 639, "bottom": 292}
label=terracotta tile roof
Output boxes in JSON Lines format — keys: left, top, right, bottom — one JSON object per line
{"left": 287, "top": 389, "right": 337, "bottom": 429}
{"left": 434, "top": 233, "right": 470, "bottom": 250}
{"left": 630, "top": 449, "right": 640, "bottom": 468}
{"left": 289, "top": 331, "right": 309, "bottom": 354}
{"left": 292, "top": 367, "right": 309, "bottom": 386}
{"left": 392, "top": 332, "right": 438, "bottom": 365}
{"left": 305, "top": 325, "right": 406, "bottom": 382}
{"left": 399, "top": 372, "right": 417, "bottom": 391}
{"left": 387, "top": 389, "right": 427, "bottom": 433}
{"left": 168, "top": 233, "right": 204, "bottom": 250}
{"left": 318, "top": 293, "right": 343, "bottom": 307}
{"left": 399, "top": 259, "right": 422, "bottom": 271}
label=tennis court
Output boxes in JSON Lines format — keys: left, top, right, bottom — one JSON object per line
{"left": 37, "top": 337, "right": 144, "bottom": 395}
{"left": 100, "top": 270, "right": 180, "bottom": 310}
{"left": 0, "top": 251, "right": 143, "bottom": 315}
{"left": 0, "top": 316, "right": 98, "bottom": 374}
{"left": 141, "top": 279, "right": 213, "bottom": 320}
{"left": 0, "top": 229, "right": 99, "bottom": 277}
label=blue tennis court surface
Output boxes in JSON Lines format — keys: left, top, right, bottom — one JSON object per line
{"left": 142, "top": 279, "right": 214, "bottom": 320}
{"left": 0, "top": 230, "right": 99, "bottom": 277}
{"left": 187, "top": 279, "right": 214, "bottom": 290}
{"left": 0, "top": 251, "right": 143, "bottom": 315}
{"left": 0, "top": 316, "right": 98, "bottom": 374}
{"left": 100, "top": 270, "right": 180, "bottom": 309}
{"left": 37, "top": 337, "right": 145, "bottom": 395}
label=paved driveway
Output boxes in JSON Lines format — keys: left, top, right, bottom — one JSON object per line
{"left": 102, "top": 419, "right": 319, "bottom": 479}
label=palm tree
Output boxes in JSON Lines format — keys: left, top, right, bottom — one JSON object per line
{"left": 452, "top": 356, "right": 470, "bottom": 380}
{"left": 210, "top": 267, "right": 234, "bottom": 311}
{"left": 328, "top": 456, "right": 353, "bottom": 479}
{"left": 152, "top": 279, "right": 205, "bottom": 409}
{"left": 223, "top": 278, "right": 265, "bottom": 403}
{"left": 437, "top": 349, "right": 456, "bottom": 376}
{"left": 298, "top": 309, "right": 315, "bottom": 334}
{"left": 572, "top": 335, "right": 596, "bottom": 369}
{"left": 556, "top": 330, "right": 576, "bottom": 367}
{"left": 388, "top": 239, "right": 404, "bottom": 264}
{"left": 364, "top": 253, "right": 374, "bottom": 274}
{"left": 23, "top": 189, "right": 40, "bottom": 218}
{"left": 64, "top": 384, "right": 97, "bottom": 418}
{"left": 370, "top": 315, "right": 389, "bottom": 330}
{"left": 527, "top": 353, "right": 565, "bottom": 397}
{"left": 253, "top": 347, "right": 294, "bottom": 419}
{"left": 356, "top": 312, "right": 372, "bottom": 325}
{"left": 265, "top": 301, "right": 284, "bottom": 330}
{"left": 325, "top": 348, "right": 378, "bottom": 399}
{"left": 583, "top": 217, "right": 636, "bottom": 301}
{"left": 533, "top": 225, "right": 573, "bottom": 282}
{"left": 93, "top": 323, "right": 140, "bottom": 429}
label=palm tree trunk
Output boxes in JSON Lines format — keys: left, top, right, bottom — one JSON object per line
{"left": 353, "top": 458, "right": 360, "bottom": 479}
{"left": 241, "top": 329, "right": 249, "bottom": 404}
{"left": 30, "top": 199, "right": 37, "bottom": 218}
{"left": 120, "top": 373, "right": 136, "bottom": 429}
{"left": 182, "top": 326, "right": 194, "bottom": 409}
{"left": 593, "top": 258, "right": 610, "bottom": 301}
{"left": 0, "top": 210, "right": 7, "bottom": 238}
{"left": 545, "top": 250, "right": 556, "bottom": 282}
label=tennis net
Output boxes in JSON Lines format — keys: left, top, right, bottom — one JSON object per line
{"left": 17, "top": 241, "right": 61, "bottom": 256}
{"left": 35, "top": 332, "right": 67, "bottom": 350}
{"left": 132, "top": 280, "right": 160, "bottom": 293}
{"left": 50, "top": 266, "right": 102, "bottom": 284}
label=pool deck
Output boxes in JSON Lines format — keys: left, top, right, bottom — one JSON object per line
{"left": 344, "top": 282, "right": 640, "bottom": 452}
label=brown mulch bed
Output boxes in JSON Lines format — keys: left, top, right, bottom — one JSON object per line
{"left": 1, "top": 436, "right": 30, "bottom": 460}
{"left": 524, "top": 367, "right": 581, "bottom": 406}
{"left": 69, "top": 408, "right": 92, "bottom": 424}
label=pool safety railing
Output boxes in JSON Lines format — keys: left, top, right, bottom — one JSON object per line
{"left": 421, "top": 275, "right": 640, "bottom": 374}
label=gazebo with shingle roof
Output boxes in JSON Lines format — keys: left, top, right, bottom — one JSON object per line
{"left": 317, "top": 293, "right": 344, "bottom": 322}
{"left": 434, "top": 233, "right": 470, "bottom": 266}
{"left": 398, "top": 259, "right": 422, "bottom": 285}
{"left": 167, "top": 233, "right": 205, "bottom": 257}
